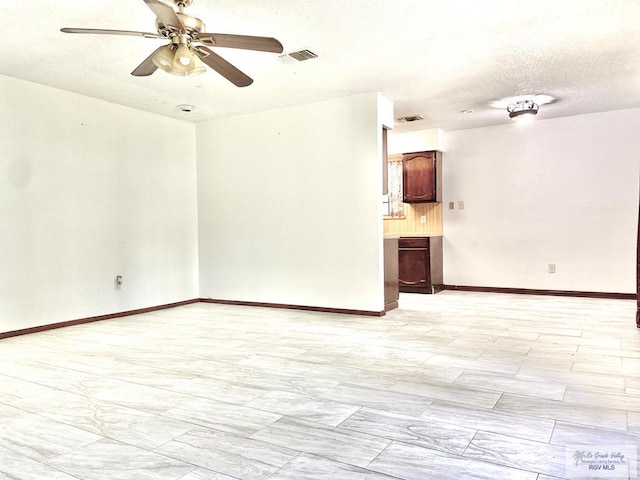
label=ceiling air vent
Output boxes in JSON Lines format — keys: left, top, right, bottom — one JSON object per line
{"left": 279, "top": 49, "right": 318, "bottom": 63}
{"left": 397, "top": 115, "right": 425, "bottom": 123}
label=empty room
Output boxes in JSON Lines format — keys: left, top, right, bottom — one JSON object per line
{"left": 1, "top": 1, "right": 640, "bottom": 479}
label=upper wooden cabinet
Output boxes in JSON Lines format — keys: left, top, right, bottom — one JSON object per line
{"left": 402, "top": 150, "right": 442, "bottom": 203}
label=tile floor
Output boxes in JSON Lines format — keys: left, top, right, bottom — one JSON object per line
{"left": 0, "top": 291, "right": 639, "bottom": 479}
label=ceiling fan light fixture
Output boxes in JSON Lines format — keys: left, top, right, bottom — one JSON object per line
{"left": 152, "top": 43, "right": 205, "bottom": 77}
{"left": 174, "top": 44, "right": 193, "bottom": 67}
{"left": 507, "top": 100, "right": 539, "bottom": 120}
{"left": 168, "top": 52, "right": 200, "bottom": 76}
{"left": 152, "top": 45, "right": 175, "bottom": 72}
{"left": 188, "top": 53, "right": 207, "bottom": 76}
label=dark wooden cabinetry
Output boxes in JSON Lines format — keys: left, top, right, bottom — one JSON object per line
{"left": 399, "top": 236, "right": 443, "bottom": 294}
{"left": 402, "top": 151, "right": 442, "bottom": 203}
{"left": 637, "top": 194, "right": 639, "bottom": 327}
{"left": 384, "top": 237, "right": 399, "bottom": 311}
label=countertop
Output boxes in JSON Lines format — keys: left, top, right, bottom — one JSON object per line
{"left": 384, "top": 233, "right": 443, "bottom": 239}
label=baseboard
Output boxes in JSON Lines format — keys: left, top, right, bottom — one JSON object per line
{"left": 200, "top": 298, "right": 386, "bottom": 317}
{"left": 0, "top": 299, "right": 201, "bottom": 339}
{"left": 4, "top": 288, "right": 633, "bottom": 340}
{"left": 385, "top": 301, "right": 399, "bottom": 312}
{"left": 1, "top": 297, "right": 385, "bottom": 340}
{"left": 399, "top": 284, "right": 445, "bottom": 294}
{"left": 443, "top": 285, "right": 636, "bottom": 300}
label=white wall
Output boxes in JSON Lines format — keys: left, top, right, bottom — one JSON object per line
{"left": 0, "top": 75, "right": 199, "bottom": 333}
{"left": 443, "top": 109, "right": 640, "bottom": 293}
{"left": 388, "top": 128, "right": 445, "bottom": 154}
{"left": 8, "top": 72, "right": 634, "bottom": 335}
{"left": 197, "top": 93, "right": 387, "bottom": 312}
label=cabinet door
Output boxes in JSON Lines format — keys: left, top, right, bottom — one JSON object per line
{"left": 402, "top": 151, "right": 438, "bottom": 203}
{"left": 398, "top": 248, "right": 429, "bottom": 287}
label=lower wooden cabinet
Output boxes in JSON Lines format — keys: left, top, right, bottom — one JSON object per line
{"left": 384, "top": 237, "right": 399, "bottom": 311}
{"left": 399, "top": 236, "right": 443, "bottom": 294}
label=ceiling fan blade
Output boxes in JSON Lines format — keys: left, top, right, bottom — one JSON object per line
{"left": 198, "top": 33, "right": 283, "bottom": 53}
{"left": 143, "top": 0, "right": 185, "bottom": 33}
{"left": 195, "top": 46, "right": 253, "bottom": 87}
{"left": 61, "top": 28, "right": 161, "bottom": 38}
{"left": 131, "top": 46, "right": 165, "bottom": 76}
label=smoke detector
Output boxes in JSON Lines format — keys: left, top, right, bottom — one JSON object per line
{"left": 176, "top": 104, "right": 196, "bottom": 113}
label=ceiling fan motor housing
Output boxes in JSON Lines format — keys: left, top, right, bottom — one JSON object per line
{"left": 157, "top": 13, "right": 205, "bottom": 37}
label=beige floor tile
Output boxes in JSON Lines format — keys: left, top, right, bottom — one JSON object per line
{"left": 463, "top": 431, "right": 568, "bottom": 478}
{"left": 155, "top": 427, "right": 297, "bottom": 480}
{"left": 420, "top": 401, "right": 555, "bottom": 443}
{"left": 571, "top": 362, "right": 626, "bottom": 376}
{"left": 495, "top": 394, "right": 628, "bottom": 431}
{"left": 627, "top": 411, "right": 640, "bottom": 433}
{"left": 268, "top": 454, "right": 398, "bottom": 480}
{"left": 551, "top": 421, "right": 640, "bottom": 446}
{"left": 368, "top": 441, "right": 537, "bottom": 480}
{"left": 0, "top": 291, "right": 636, "bottom": 480}
{"left": 563, "top": 387, "right": 640, "bottom": 413}
{"left": 339, "top": 407, "right": 476, "bottom": 454}
{"left": 390, "top": 379, "right": 502, "bottom": 408}
{"left": 453, "top": 371, "right": 566, "bottom": 400}
{"left": 622, "top": 357, "right": 640, "bottom": 373}
{"left": 515, "top": 366, "right": 625, "bottom": 391}
{"left": 250, "top": 417, "right": 390, "bottom": 468}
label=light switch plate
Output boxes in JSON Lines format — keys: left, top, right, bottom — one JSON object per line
{"left": 448, "top": 202, "right": 454, "bottom": 210}
{"left": 458, "top": 201, "right": 465, "bottom": 210}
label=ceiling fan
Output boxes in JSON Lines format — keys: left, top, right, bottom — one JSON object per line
{"left": 61, "top": 0, "right": 284, "bottom": 87}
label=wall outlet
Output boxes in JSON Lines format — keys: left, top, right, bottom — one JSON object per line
{"left": 458, "top": 200, "right": 465, "bottom": 210}
{"left": 420, "top": 215, "right": 427, "bottom": 224}
{"left": 448, "top": 202, "right": 455, "bottom": 210}
{"left": 548, "top": 264, "right": 556, "bottom": 274}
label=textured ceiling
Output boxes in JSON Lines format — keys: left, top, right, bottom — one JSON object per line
{"left": 2, "top": 0, "right": 639, "bottom": 131}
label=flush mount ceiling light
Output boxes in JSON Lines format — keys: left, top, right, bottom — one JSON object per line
{"left": 490, "top": 94, "right": 555, "bottom": 123}
{"left": 507, "top": 99, "right": 539, "bottom": 119}
{"left": 490, "top": 94, "right": 555, "bottom": 110}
